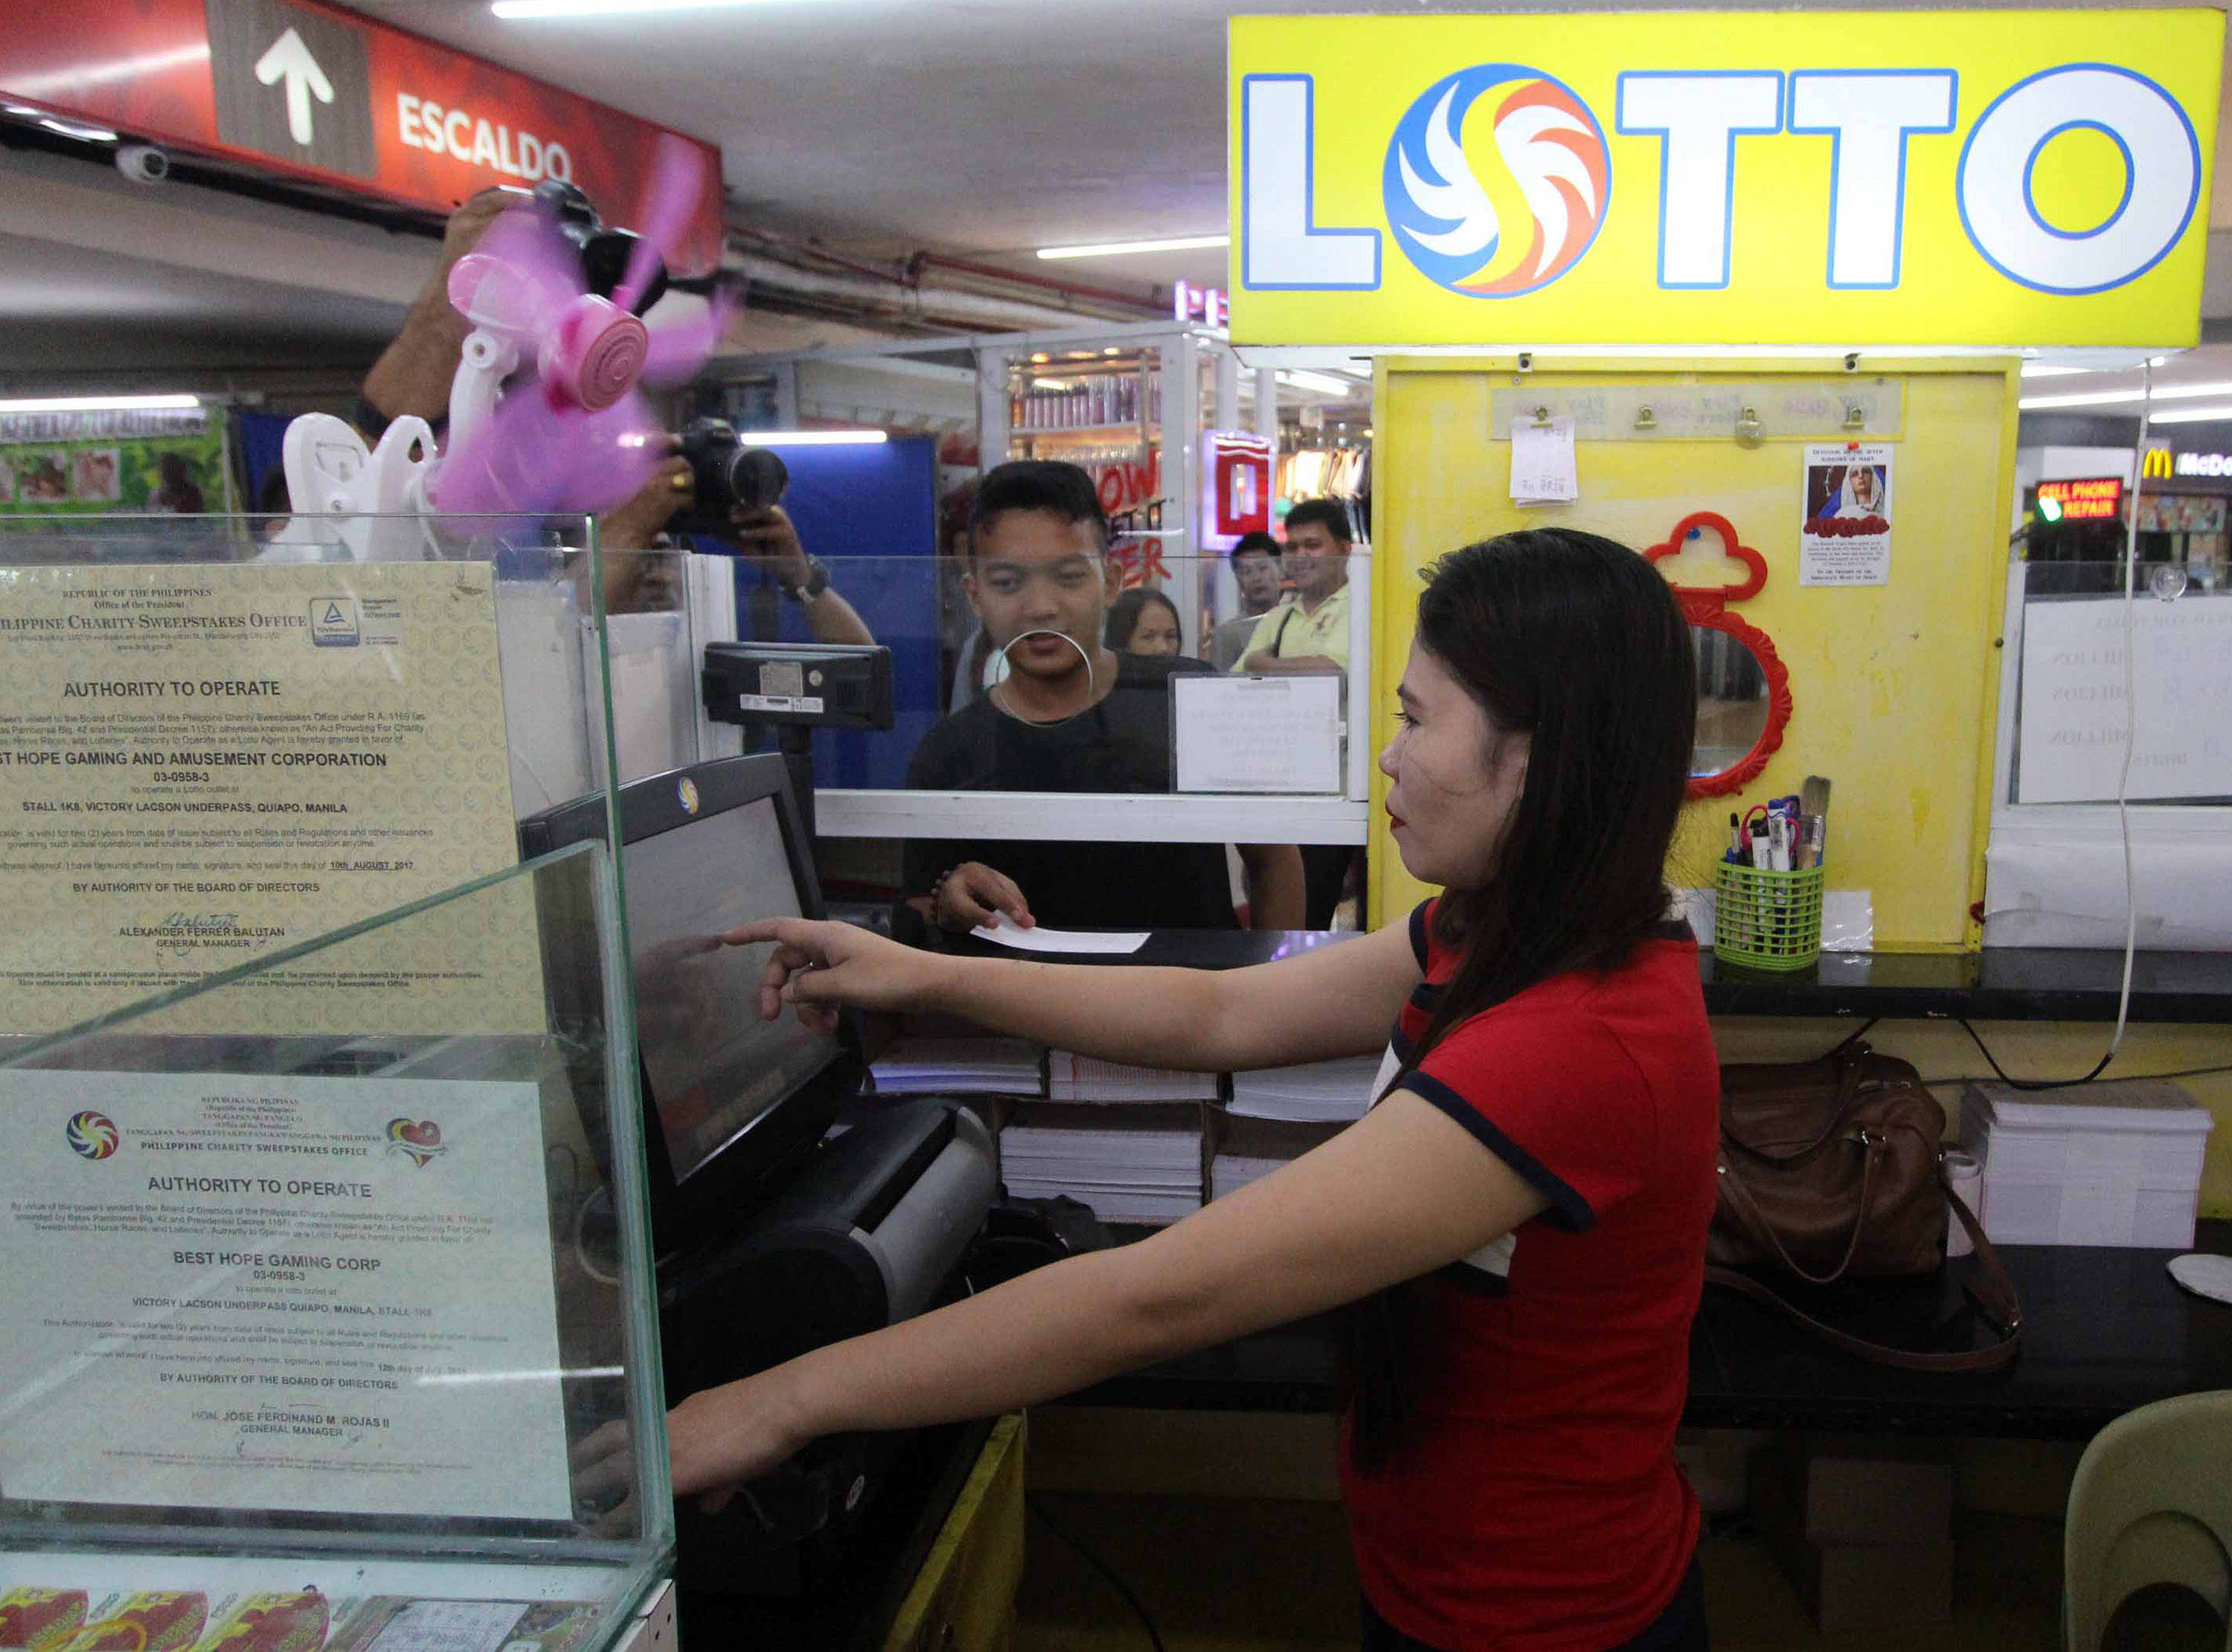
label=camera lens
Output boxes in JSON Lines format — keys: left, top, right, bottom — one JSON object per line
{"left": 728, "top": 449, "right": 789, "bottom": 512}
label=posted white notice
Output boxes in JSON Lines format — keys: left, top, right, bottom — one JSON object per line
{"left": 0, "top": 562, "right": 534, "bottom": 1034}
{"left": 1173, "top": 674, "right": 1344, "bottom": 793}
{"left": 0, "top": 1071, "right": 572, "bottom": 1521}
{"left": 1799, "top": 442, "right": 1893, "bottom": 586}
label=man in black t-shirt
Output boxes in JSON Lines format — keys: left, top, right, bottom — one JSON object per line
{"left": 902, "top": 462, "right": 1303, "bottom": 934}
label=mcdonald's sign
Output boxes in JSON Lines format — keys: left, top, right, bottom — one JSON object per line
{"left": 2142, "top": 448, "right": 2176, "bottom": 478}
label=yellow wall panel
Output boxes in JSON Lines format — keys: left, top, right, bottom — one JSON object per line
{"left": 1369, "top": 359, "right": 2015, "bottom": 951}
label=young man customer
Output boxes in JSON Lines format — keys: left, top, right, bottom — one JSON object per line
{"left": 1211, "top": 530, "right": 1288, "bottom": 672}
{"left": 902, "top": 461, "right": 1303, "bottom": 933}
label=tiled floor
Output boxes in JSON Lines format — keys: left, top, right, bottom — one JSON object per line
{"left": 1013, "top": 1493, "right": 2222, "bottom": 1651}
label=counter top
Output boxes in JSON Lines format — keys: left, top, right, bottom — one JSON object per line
{"left": 1700, "top": 945, "right": 2232, "bottom": 1023}
{"left": 937, "top": 929, "right": 2232, "bottom": 1023}
{"left": 1063, "top": 1222, "right": 2232, "bottom": 1439}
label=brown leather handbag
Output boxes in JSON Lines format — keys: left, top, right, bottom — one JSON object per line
{"left": 1707, "top": 1043, "right": 2023, "bottom": 1372}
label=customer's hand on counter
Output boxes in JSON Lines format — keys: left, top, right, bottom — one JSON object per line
{"left": 928, "top": 861, "right": 1034, "bottom": 933}
{"left": 725, "top": 916, "right": 947, "bottom": 1030}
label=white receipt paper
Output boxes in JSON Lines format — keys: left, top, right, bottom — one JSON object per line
{"left": 1510, "top": 415, "right": 1580, "bottom": 507}
{"left": 973, "top": 912, "right": 1149, "bottom": 954}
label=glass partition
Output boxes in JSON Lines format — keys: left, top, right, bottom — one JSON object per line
{"left": 2003, "top": 559, "right": 2232, "bottom": 807}
{"left": 0, "top": 843, "right": 669, "bottom": 1642}
{"left": 594, "top": 544, "right": 1375, "bottom": 846}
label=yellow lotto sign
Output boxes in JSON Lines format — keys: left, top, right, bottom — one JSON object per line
{"left": 1227, "top": 11, "right": 2222, "bottom": 347}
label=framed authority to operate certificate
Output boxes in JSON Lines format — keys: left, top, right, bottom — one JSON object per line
{"left": 0, "top": 1070, "right": 573, "bottom": 1523}
{"left": 0, "top": 562, "right": 537, "bottom": 1035}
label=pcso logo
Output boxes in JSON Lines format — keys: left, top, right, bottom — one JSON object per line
{"left": 1384, "top": 66, "right": 1610, "bottom": 297}
{"left": 386, "top": 1118, "right": 444, "bottom": 1168}
{"left": 66, "top": 1111, "right": 120, "bottom": 1160}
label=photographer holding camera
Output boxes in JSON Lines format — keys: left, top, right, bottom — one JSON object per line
{"left": 598, "top": 449, "right": 873, "bottom": 643}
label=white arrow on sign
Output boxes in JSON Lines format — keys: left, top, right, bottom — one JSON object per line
{"left": 254, "top": 26, "right": 333, "bottom": 147}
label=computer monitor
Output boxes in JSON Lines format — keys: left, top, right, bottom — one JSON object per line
{"left": 519, "top": 753, "right": 865, "bottom": 1262}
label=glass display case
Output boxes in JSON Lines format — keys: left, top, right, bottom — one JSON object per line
{"left": 0, "top": 842, "right": 671, "bottom": 1652}
{"left": 0, "top": 510, "right": 670, "bottom": 1646}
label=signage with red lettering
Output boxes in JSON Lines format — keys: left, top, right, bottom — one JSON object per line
{"left": 1, "top": 0, "right": 723, "bottom": 273}
{"left": 1201, "top": 431, "right": 1271, "bottom": 548}
{"left": 2037, "top": 477, "right": 2125, "bottom": 521}
{"left": 1173, "top": 280, "right": 1229, "bottom": 327}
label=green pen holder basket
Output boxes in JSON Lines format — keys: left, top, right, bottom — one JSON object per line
{"left": 1714, "top": 861, "right": 1827, "bottom": 971}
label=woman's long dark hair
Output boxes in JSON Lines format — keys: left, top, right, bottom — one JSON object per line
{"left": 1343, "top": 527, "right": 1696, "bottom": 1471}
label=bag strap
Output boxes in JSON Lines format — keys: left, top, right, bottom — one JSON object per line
{"left": 1704, "top": 1176, "right": 2024, "bottom": 1374}
{"left": 1715, "top": 1127, "right": 1883, "bottom": 1287}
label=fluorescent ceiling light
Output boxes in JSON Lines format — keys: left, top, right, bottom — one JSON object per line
{"left": 2019, "top": 363, "right": 2093, "bottom": 378}
{"left": 0, "top": 393, "right": 199, "bottom": 414}
{"left": 2142, "top": 404, "right": 2232, "bottom": 425}
{"left": 1280, "top": 370, "right": 1353, "bottom": 396}
{"left": 495, "top": 0, "right": 842, "bottom": 16}
{"left": 2020, "top": 390, "right": 2148, "bottom": 410}
{"left": 2021, "top": 380, "right": 2232, "bottom": 411}
{"left": 746, "top": 429, "right": 886, "bottom": 445}
{"left": 1036, "top": 234, "right": 1229, "bottom": 261}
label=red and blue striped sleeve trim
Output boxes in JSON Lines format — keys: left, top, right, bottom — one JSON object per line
{"left": 1396, "top": 1070, "right": 1597, "bottom": 1234}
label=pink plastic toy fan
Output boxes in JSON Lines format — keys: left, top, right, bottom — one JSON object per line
{"left": 429, "top": 135, "right": 733, "bottom": 520}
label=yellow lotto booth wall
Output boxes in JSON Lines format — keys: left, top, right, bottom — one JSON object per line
{"left": 1364, "top": 358, "right": 2019, "bottom": 948}
{"left": 1229, "top": 8, "right": 2228, "bottom": 1201}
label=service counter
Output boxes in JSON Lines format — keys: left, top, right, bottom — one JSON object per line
{"left": 914, "top": 927, "right": 2232, "bottom": 1440}
{"left": 936, "top": 925, "right": 2232, "bottom": 1024}
{"left": 1064, "top": 1223, "right": 2232, "bottom": 1442}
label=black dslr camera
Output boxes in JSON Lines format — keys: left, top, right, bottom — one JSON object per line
{"left": 529, "top": 179, "right": 668, "bottom": 317}
{"left": 673, "top": 417, "right": 789, "bottom": 534}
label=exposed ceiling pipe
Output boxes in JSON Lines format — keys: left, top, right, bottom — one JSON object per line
{"left": 728, "top": 227, "right": 1160, "bottom": 321}
{"left": 728, "top": 251, "right": 1131, "bottom": 333}
{"left": 730, "top": 224, "right": 915, "bottom": 291}
{"left": 908, "top": 251, "right": 1161, "bottom": 316}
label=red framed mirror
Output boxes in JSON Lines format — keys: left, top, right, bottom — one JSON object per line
{"left": 1643, "top": 511, "right": 1791, "bottom": 800}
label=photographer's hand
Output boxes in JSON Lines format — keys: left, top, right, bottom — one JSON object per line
{"left": 360, "top": 188, "right": 518, "bottom": 428}
{"left": 602, "top": 457, "right": 693, "bottom": 550}
{"left": 728, "top": 504, "right": 877, "bottom": 646}
{"left": 728, "top": 504, "right": 811, "bottom": 588}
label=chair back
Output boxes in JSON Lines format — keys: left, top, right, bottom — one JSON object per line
{"left": 2063, "top": 1390, "right": 2232, "bottom": 1651}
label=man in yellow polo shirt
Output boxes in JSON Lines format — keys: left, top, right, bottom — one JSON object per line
{"left": 1232, "top": 498, "right": 1352, "bottom": 676}
{"left": 1231, "top": 498, "right": 1357, "bottom": 927}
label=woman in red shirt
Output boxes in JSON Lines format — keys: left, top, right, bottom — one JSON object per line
{"left": 673, "top": 527, "right": 1720, "bottom": 1651}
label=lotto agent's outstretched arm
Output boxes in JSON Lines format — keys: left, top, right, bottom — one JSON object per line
{"left": 727, "top": 910, "right": 1420, "bottom": 1075}
{"left": 664, "top": 1081, "right": 1545, "bottom": 1504}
